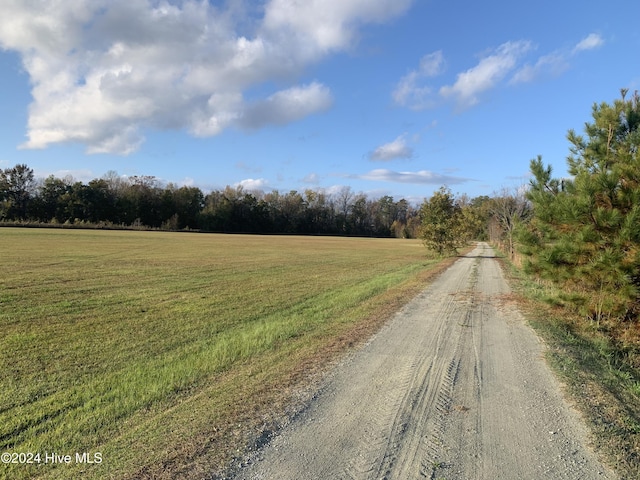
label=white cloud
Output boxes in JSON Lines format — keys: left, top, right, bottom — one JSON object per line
{"left": 392, "top": 51, "right": 444, "bottom": 110}
{"left": 510, "top": 52, "right": 569, "bottom": 84}
{"left": 323, "top": 184, "right": 351, "bottom": 196}
{"left": 396, "top": 34, "right": 601, "bottom": 111}
{"left": 0, "top": 0, "right": 413, "bottom": 154}
{"left": 357, "top": 168, "right": 470, "bottom": 185}
{"left": 236, "top": 178, "right": 269, "bottom": 191}
{"left": 240, "top": 83, "right": 333, "bottom": 129}
{"left": 511, "top": 33, "right": 604, "bottom": 85}
{"left": 439, "top": 41, "right": 532, "bottom": 108}
{"left": 573, "top": 33, "right": 604, "bottom": 53}
{"left": 262, "top": 0, "right": 413, "bottom": 60}
{"left": 369, "top": 134, "right": 414, "bottom": 161}
{"left": 302, "top": 173, "right": 321, "bottom": 184}
{"left": 35, "top": 168, "right": 95, "bottom": 183}
{"left": 178, "top": 177, "right": 195, "bottom": 188}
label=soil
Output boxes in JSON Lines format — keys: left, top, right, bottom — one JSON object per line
{"left": 230, "top": 243, "right": 617, "bottom": 479}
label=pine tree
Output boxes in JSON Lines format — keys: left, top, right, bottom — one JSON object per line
{"left": 520, "top": 90, "right": 640, "bottom": 321}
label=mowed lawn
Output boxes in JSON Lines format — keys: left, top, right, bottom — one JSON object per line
{"left": 0, "top": 228, "right": 440, "bottom": 479}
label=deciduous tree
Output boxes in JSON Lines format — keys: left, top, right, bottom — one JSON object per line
{"left": 419, "top": 186, "right": 463, "bottom": 255}
{"left": 0, "top": 164, "right": 35, "bottom": 219}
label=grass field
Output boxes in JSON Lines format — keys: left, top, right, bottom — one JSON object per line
{"left": 0, "top": 228, "right": 446, "bottom": 479}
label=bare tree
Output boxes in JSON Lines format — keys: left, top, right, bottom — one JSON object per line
{"left": 334, "top": 186, "right": 354, "bottom": 218}
{"left": 489, "top": 186, "right": 531, "bottom": 260}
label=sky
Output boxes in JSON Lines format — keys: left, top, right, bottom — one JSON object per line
{"left": 0, "top": 0, "right": 638, "bottom": 204}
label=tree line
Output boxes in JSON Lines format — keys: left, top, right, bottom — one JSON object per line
{"left": 0, "top": 168, "right": 426, "bottom": 237}
{"left": 0, "top": 162, "right": 531, "bottom": 248}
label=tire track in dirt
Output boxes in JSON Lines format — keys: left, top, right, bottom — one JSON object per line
{"left": 232, "top": 243, "right": 617, "bottom": 480}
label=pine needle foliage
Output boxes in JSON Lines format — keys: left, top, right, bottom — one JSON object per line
{"left": 520, "top": 90, "right": 640, "bottom": 321}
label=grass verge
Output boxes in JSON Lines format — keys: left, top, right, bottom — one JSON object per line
{"left": 496, "top": 251, "right": 640, "bottom": 479}
{"left": 0, "top": 228, "right": 457, "bottom": 479}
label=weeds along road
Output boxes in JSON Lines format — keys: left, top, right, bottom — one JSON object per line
{"left": 233, "top": 243, "right": 617, "bottom": 480}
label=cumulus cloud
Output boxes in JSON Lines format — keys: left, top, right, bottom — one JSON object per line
{"left": 357, "top": 168, "right": 470, "bottom": 185}
{"left": 392, "top": 51, "right": 444, "bottom": 110}
{"left": 439, "top": 41, "right": 532, "bottom": 108}
{"left": 236, "top": 178, "right": 269, "bottom": 191}
{"left": 240, "top": 83, "right": 333, "bottom": 129}
{"left": 0, "top": 0, "right": 412, "bottom": 154}
{"left": 262, "top": 0, "right": 413, "bottom": 60}
{"left": 369, "top": 134, "right": 414, "bottom": 161}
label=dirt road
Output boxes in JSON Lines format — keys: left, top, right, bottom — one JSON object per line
{"left": 234, "top": 243, "right": 616, "bottom": 479}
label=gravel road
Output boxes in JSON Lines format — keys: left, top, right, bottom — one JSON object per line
{"left": 234, "top": 243, "right": 617, "bottom": 479}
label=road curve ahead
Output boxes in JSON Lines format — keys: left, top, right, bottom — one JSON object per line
{"left": 234, "top": 243, "right": 616, "bottom": 480}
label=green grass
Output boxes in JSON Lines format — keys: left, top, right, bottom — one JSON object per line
{"left": 0, "top": 228, "right": 443, "bottom": 479}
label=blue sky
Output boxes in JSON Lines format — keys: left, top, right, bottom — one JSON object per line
{"left": 0, "top": 0, "right": 638, "bottom": 204}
